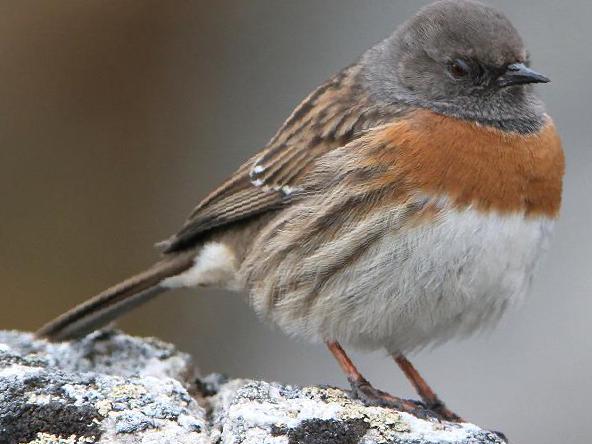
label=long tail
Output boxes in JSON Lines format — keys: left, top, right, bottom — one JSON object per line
{"left": 36, "top": 254, "right": 194, "bottom": 341}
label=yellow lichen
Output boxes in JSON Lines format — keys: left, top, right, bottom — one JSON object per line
{"left": 95, "top": 399, "right": 113, "bottom": 417}
{"left": 304, "top": 386, "right": 411, "bottom": 442}
{"left": 109, "top": 383, "right": 147, "bottom": 399}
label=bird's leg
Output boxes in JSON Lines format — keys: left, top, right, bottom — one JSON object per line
{"left": 393, "top": 354, "right": 463, "bottom": 422}
{"left": 326, "top": 341, "right": 432, "bottom": 419}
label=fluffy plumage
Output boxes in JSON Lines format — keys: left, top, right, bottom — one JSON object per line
{"left": 242, "top": 110, "right": 563, "bottom": 352}
{"left": 37, "top": 0, "right": 564, "bottom": 369}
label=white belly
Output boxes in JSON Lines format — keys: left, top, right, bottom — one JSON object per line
{"left": 269, "top": 208, "right": 555, "bottom": 353}
{"left": 174, "top": 205, "right": 555, "bottom": 354}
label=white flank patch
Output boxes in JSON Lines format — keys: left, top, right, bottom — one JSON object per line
{"left": 252, "top": 164, "right": 265, "bottom": 174}
{"left": 161, "top": 243, "right": 237, "bottom": 289}
{"left": 280, "top": 185, "right": 300, "bottom": 196}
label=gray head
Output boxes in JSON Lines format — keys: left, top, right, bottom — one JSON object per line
{"left": 362, "top": 0, "right": 549, "bottom": 133}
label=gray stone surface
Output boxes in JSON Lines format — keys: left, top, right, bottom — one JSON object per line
{"left": 0, "top": 330, "right": 506, "bottom": 444}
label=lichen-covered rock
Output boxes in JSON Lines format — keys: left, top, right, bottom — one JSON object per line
{"left": 210, "top": 380, "right": 505, "bottom": 444}
{"left": 0, "top": 330, "right": 506, "bottom": 444}
{"left": 0, "top": 330, "right": 206, "bottom": 444}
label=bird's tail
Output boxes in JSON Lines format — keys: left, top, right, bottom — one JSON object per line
{"left": 36, "top": 254, "right": 194, "bottom": 341}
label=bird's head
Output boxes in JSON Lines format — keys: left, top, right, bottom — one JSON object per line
{"left": 362, "top": 0, "right": 549, "bottom": 132}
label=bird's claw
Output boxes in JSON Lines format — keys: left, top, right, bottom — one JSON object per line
{"left": 348, "top": 377, "right": 437, "bottom": 420}
{"left": 348, "top": 377, "right": 463, "bottom": 423}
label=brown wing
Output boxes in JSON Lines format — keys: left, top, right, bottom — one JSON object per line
{"left": 161, "top": 64, "right": 407, "bottom": 253}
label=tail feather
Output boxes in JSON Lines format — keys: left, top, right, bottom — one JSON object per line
{"left": 36, "top": 255, "right": 194, "bottom": 341}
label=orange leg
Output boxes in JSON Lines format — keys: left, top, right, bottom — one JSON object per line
{"left": 393, "top": 354, "right": 463, "bottom": 422}
{"left": 326, "top": 341, "right": 431, "bottom": 418}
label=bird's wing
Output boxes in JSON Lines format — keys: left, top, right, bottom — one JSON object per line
{"left": 161, "top": 65, "right": 407, "bottom": 253}
{"left": 36, "top": 114, "right": 415, "bottom": 342}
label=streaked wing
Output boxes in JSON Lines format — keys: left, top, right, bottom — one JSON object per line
{"left": 161, "top": 64, "right": 407, "bottom": 253}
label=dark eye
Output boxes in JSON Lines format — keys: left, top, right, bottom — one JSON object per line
{"left": 448, "top": 59, "right": 471, "bottom": 79}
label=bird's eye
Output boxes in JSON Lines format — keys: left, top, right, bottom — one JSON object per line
{"left": 448, "top": 59, "right": 470, "bottom": 79}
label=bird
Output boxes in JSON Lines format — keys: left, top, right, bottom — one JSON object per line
{"left": 36, "top": 0, "right": 564, "bottom": 422}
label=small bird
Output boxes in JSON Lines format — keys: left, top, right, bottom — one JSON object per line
{"left": 37, "top": 0, "right": 564, "bottom": 421}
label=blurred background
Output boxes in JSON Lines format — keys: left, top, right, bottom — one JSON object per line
{"left": 0, "top": 1, "right": 589, "bottom": 442}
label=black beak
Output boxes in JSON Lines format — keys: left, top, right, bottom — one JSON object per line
{"left": 496, "top": 63, "right": 550, "bottom": 87}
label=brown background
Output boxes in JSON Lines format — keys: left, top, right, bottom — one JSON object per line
{"left": 1, "top": 2, "right": 590, "bottom": 443}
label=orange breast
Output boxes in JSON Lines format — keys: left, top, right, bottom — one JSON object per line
{"left": 369, "top": 109, "right": 565, "bottom": 217}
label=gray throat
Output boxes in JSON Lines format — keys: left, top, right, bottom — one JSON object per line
{"left": 399, "top": 90, "right": 547, "bottom": 134}
{"left": 364, "top": 75, "right": 546, "bottom": 134}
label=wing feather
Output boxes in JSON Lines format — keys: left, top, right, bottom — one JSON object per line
{"left": 161, "top": 65, "right": 408, "bottom": 253}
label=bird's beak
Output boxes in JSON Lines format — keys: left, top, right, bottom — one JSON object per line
{"left": 496, "top": 63, "right": 550, "bottom": 87}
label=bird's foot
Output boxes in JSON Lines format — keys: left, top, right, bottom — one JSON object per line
{"left": 348, "top": 377, "right": 437, "bottom": 420}
{"left": 391, "top": 354, "right": 464, "bottom": 423}
{"left": 348, "top": 377, "right": 463, "bottom": 423}
{"left": 422, "top": 398, "right": 463, "bottom": 423}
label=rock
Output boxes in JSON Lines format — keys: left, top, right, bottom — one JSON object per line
{"left": 0, "top": 330, "right": 506, "bottom": 444}
{"left": 0, "top": 330, "right": 206, "bottom": 444}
